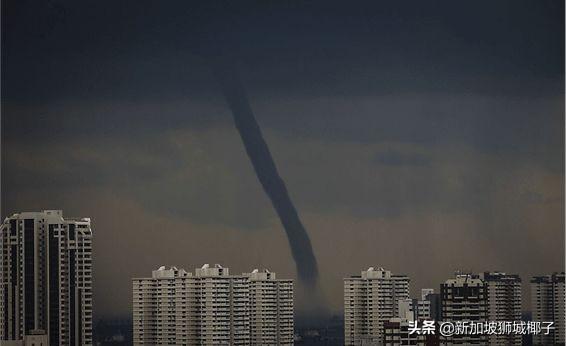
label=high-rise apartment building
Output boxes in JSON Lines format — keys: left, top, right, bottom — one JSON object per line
{"left": 247, "top": 269, "right": 293, "bottom": 345}
{"left": 133, "top": 266, "right": 181, "bottom": 345}
{"left": 413, "top": 288, "right": 437, "bottom": 321}
{"left": 428, "top": 298, "right": 441, "bottom": 322}
{"left": 531, "top": 272, "right": 565, "bottom": 345}
{"left": 344, "top": 267, "right": 410, "bottom": 345}
{"left": 132, "top": 264, "right": 293, "bottom": 346}
{"left": 479, "top": 271, "right": 522, "bottom": 345}
{"left": 440, "top": 274, "right": 488, "bottom": 345}
{"left": 195, "top": 264, "right": 250, "bottom": 345}
{"left": 383, "top": 318, "right": 427, "bottom": 345}
{"left": 0, "top": 210, "right": 93, "bottom": 346}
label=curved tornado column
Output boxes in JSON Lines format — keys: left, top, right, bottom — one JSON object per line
{"left": 213, "top": 60, "right": 319, "bottom": 287}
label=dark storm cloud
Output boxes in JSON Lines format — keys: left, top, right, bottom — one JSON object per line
{"left": 2, "top": 1, "right": 563, "bottom": 175}
{"left": 2, "top": 1, "right": 563, "bottom": 128}
{"left": 2, "top": 130, "right": 276, "bottom": 230}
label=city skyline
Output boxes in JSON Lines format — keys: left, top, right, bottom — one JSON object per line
{"left": 2, "top": 0, "right": 564, "bottom": 321}
{"left": 0, "top": 210, "right": 564, "bottom": 345}
{"left": 0, "top": 210, "right": 563, "bottom": 321}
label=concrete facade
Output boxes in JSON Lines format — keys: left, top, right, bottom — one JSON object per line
{"left": 132, "top": 264, "right": 293, "bottom": 345}
{"left": 0, "top": 210, "right": 93, "bottom": 346}
{"left": 344, "top": 267, "right": 410, "bottom": 345}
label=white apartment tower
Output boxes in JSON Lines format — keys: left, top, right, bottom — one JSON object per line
{"left": 480, "top": 271, "right": 522, "bottom": 345}
{"left": 344, "top": 267, "right": 410, "bottom": 346}
{"left": 195, "top": 264, "right": 250, "bottom": 345}
{"left": 440, "top": 274, "right": 488, "bottom": 345}
{"left": 132, "top": 264, "right": 293, "bottom": 346}
{"left": 246, "top": 269, "right": 294, "bottom": 345}
{"left": 132, "top": 266, "right": 184, "bottom": 345}
{"left": 531, "top": 272, "right": 565, "bottom": 345}
{"left": 0, "top": 210, "right": 93, "bottom": 346}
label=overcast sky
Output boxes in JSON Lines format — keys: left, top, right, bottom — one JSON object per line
{"left": 2, "top": 0, "right": 564, "bottom": 319}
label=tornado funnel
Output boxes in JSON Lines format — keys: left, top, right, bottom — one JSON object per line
{"left": 213, "top": 60, "right": 319, "bottom": 286}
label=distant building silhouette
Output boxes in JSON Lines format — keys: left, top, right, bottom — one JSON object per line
{"left": 480, "top": 271, "right": 522, "bottom": 345}
{"left": 531, "top": 272, "right": 565, "bottom": 345}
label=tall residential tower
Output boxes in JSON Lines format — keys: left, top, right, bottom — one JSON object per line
{"left": 246, "top": 269, "right": 294, "bottom": 345}
{"left": 440, "top": 273, "right": 488, "bottom": 345}
{"left": 344, "top": 267, "right": 410, "bottom": 345}
{"left": 0, "top": 210, "right": 93, "bottom": 346}
{"left": 531, "top": 272, "right": 565, "bottom": 345}
{"left": 480, "top": 271, "right": 522, "bottom": 345}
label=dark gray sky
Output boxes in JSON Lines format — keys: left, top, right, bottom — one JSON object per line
{"left": 2, "top": 0, "right": 564, "bottom": 318}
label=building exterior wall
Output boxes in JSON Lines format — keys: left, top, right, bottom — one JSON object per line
{"left": 440, "top": 274, "right": 488, "bottom": 345}
{"left": 133, "top": 265, "right": 293, "bottom": 346}
{"left": 383, "top": 318, "right": 428, "bottom": 345}
{"left": 479, "top": 272, "right": 522, "bottom": 345}
{"left": 415, "top": 299, "right": 430, "bottom": 321}
{"left": 531, "top": 272, "right": 565, "bottom": 345}
{"left": 0, "top": 210, "right": 93, "bottom": 346}
{"left": 247, "top": 270, "right": 293, "bottom": 345}
{"left": 132, "top": 278, "right": 158, "bottom": 344}
{"left": 175, "top": 275, "right": 200, "bottom": 344}
{"left": 344, "top": 267, "right": 410, "bottom": 346}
